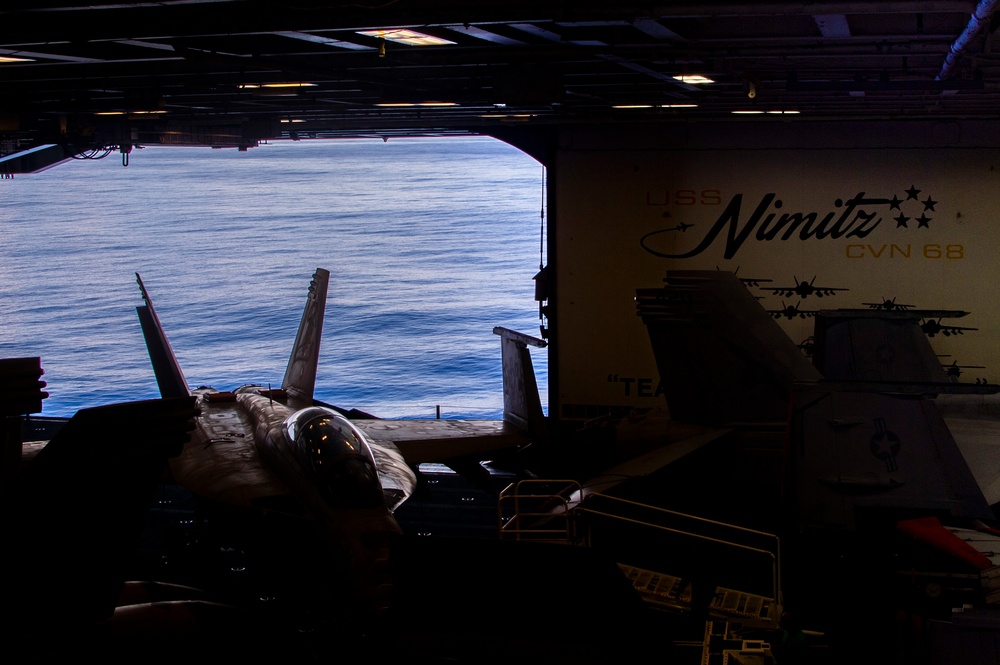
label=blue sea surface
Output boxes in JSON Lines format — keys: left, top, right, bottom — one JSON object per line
{"left": 1, "top": 137, "right": 548, "bottom": 419}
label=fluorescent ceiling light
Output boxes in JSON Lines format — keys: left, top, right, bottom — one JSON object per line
{"left": 239, "top": 82, "right": 317, "bottom": 89}
{"left": 479, "top": 113, "right": 535, "bottom": 119}
{"left": 357, "top": 29, "right": 455, "bottom": 46}
{"left": 731, "top": 109, "right": 800, "bottom": 115}
{"left": 673, "top": 74, "right": 714, "bottom": 84}
{"left": 0, "top": 56, "right": 33, "bottom": 63}
{"left": 375, "top": 102, "right": 457, "bottom": 107}
{"left": 95, "top": 110, "right": 167, "bottom": 116}
{"left": 613, "top": 103, "right": 698, "bottom": 109}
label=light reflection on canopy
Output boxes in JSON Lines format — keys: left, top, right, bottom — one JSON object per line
{"left": 285, "top": 407, "right": 384, "bottom": 509}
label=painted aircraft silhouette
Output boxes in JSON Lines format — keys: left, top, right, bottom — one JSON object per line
{"left": 943, "top": 360, "right": 986, "bottom": 381}
{"left": 920, "top": 318, "right": 978, "bottom": 337}
{"left": 771, "top": 275, "right": 847, "bottom": 299}
{"left": 769, "top": 300, "right": 817, "bottom": 320}
{"left": 135, "top": 267, "right": 546, "bottom": 615}
{"left": 864, "top": 297, "right": 914, "bottom": 311}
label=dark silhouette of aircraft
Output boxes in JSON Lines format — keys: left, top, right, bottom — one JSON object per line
{"left": 537, "top": 270, "right": 1000, "bottom": 659}
{"left": 136, "top": 268, "right": 411, "bottom": 615}
{"left": 5, "top": 393, "right": 202, "bottom": 656}
{"left": 943, "top": 360, "right": 985, "bottom": 381}
{"left": 920, "top": 318, "right": 978, "bottom": 337}
{"left": 771, "top": 275, "right": 847, "bottom": 299}
{"left": 134, "top": 268, "right": 547, "bottom": 617}
{"left": 769, "top": 300, "right": 817, "bottom": 320}
{"left": 864, "top": 297, "right": 914, "bottom": 311}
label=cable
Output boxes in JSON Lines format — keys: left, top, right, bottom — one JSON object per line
{"left": 539, "top": 165, "right": 546, "bottom": 270}
{"left": 70, "top": 147, "right": 115, "bottom": 160}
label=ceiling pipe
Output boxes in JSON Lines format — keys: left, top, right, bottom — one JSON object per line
{"left": 937, "top": 0, "right": 998, "bottom": 79}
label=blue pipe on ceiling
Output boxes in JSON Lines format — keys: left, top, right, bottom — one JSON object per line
{"left": 937, "top": 0, "right": 998, "bottom": 80}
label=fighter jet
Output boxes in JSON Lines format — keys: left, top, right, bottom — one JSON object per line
{"left": 135, "top": 268, "right": 546, "bottom": 616}
{"left": 771, "top": 275, "right": 847, "bottom": 299}
{"left": 136, "top": 268, "right": 415, "bottom": 615}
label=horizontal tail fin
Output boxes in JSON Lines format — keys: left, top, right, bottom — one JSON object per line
{"left": 135, "top": 273, "right": 190, "bottom": 399}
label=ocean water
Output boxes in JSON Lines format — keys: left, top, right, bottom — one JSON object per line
{"left": 1, "top": 137, "right": 548, "bottom": 419}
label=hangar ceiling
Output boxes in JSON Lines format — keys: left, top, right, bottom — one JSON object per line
{"left": 1, "top": 1, "right": 999, "bottom": 156}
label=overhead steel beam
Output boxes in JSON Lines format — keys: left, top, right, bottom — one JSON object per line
{"left": 0, "top": 144, "right": 72, "bottom": 174}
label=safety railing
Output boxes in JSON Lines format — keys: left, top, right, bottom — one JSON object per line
{"left": 497, "top": 481, "right": 783, "bottom": 627}
{"left": 575, "top": 492, "right": 782, "bottom": 613}
{"left": 497, "top": 479, "right": 582, "bottom": 544}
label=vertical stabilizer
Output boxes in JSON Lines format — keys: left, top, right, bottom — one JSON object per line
{"left": 493, "top": 327, "right": 548, "bottom": 445}
{"left": 636, "top": 270, "right": 821, "bottom": 425}
{"left": 813, "top": 309, "right": 950, "bottom": 383}
{"left": 135, "top": 273, "right": 190, "bottom": 399}
{"left": 789, "top": 386, "right": 995, "bottom": 529}
{"left": 281, "top": 268, "right": 330, "bottom": 407}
